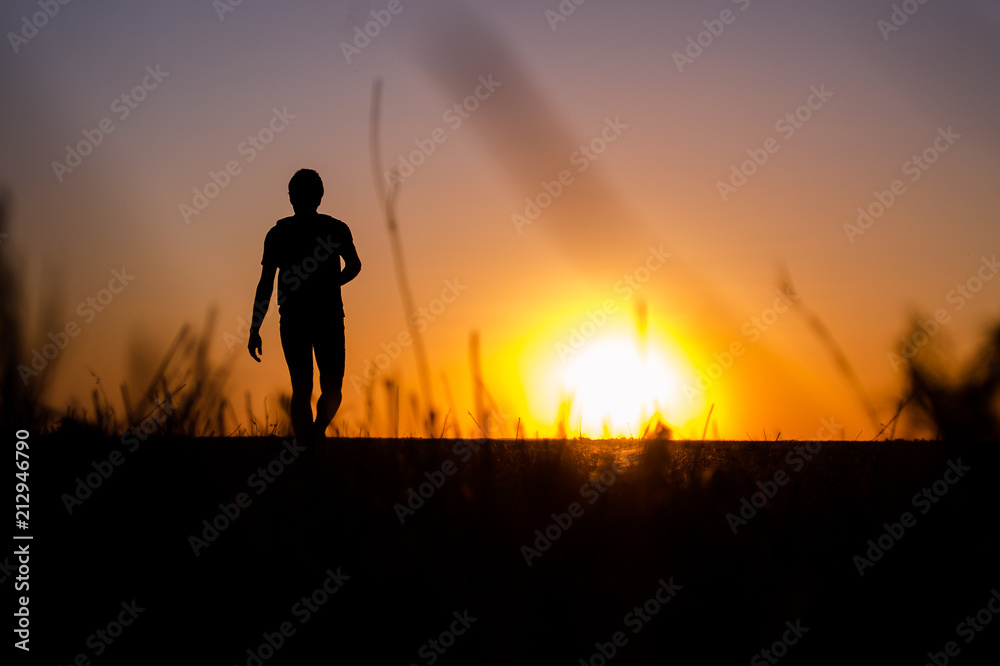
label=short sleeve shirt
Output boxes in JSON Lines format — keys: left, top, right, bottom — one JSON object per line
{"left": 261, "top": 213, "right": 355, "bottom": 319}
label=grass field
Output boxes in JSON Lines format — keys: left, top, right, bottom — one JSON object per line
{"left": 5, "top": 192, "right": 999, "bottom": 663}
{"left": 22, "top": 433, "right": 999, "bottom": 665}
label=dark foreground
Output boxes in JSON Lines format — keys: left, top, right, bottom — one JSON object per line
{"left": 17, "top": 435, "right": 1000, "bottom": 664}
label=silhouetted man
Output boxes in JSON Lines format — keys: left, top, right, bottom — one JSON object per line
{"left": 248, "top": 169, "right": 361, "bottom": 440}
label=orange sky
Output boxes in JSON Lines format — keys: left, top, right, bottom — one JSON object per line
{"left": 2, "top": 0, "right": 999, "bottom": 439}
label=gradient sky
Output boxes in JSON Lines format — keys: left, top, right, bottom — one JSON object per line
{"left": 2, "top": 0, "right": 999, "bottom": 439}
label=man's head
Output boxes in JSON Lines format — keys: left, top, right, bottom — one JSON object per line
{"left": 288, "top": 169, "right": 324, "bottom": 214}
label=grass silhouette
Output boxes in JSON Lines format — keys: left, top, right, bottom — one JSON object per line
{"left": 1, "top": 191, "right": 63, "bottom": 433}
{"left": 904, "top": 319, "right": 1000, "bottom": 440}
{"left": 30, "top": 425, "right": 999, "bottom": 662}
{"left": 3, "top": 187, "right": 998, "bottom": 440}
{"left": 4, "top": 189, "right": 999, "bottom": 662}
{"left": 369, "top": 79, "right": 438, "bottom": 436}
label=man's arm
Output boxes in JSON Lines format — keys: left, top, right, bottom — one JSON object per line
{"left": 248, "top": 264, "right": 278, "bottom": 362}
{"left": 339, "top": 241, "right": 361, "bottom": 286}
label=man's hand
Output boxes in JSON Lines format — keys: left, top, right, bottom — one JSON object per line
{"left": 339, "top": 240, "right": 362, "bottom": 286}
{"left": 249, "top": 264, "right": 277, "bottom": 363}
{"left": 248, "top": 330, "right": 263, "bottom": 362}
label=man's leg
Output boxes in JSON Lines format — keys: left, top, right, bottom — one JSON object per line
{"left": 279, "top": 317, "right": 315, "bottom": 440}
{"left": 313, "top": 317, "right": 346, "bottom": 436}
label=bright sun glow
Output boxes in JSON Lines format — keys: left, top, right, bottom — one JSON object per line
{"left": 559, "top": 336, "right": 686, "bottom": 438}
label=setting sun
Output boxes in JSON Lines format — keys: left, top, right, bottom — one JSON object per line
{"left": 558, "top": 334, "right": 695, "bottom": 438}
{"left": 5, "top": 2, "right": 998, "bottom": 661}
